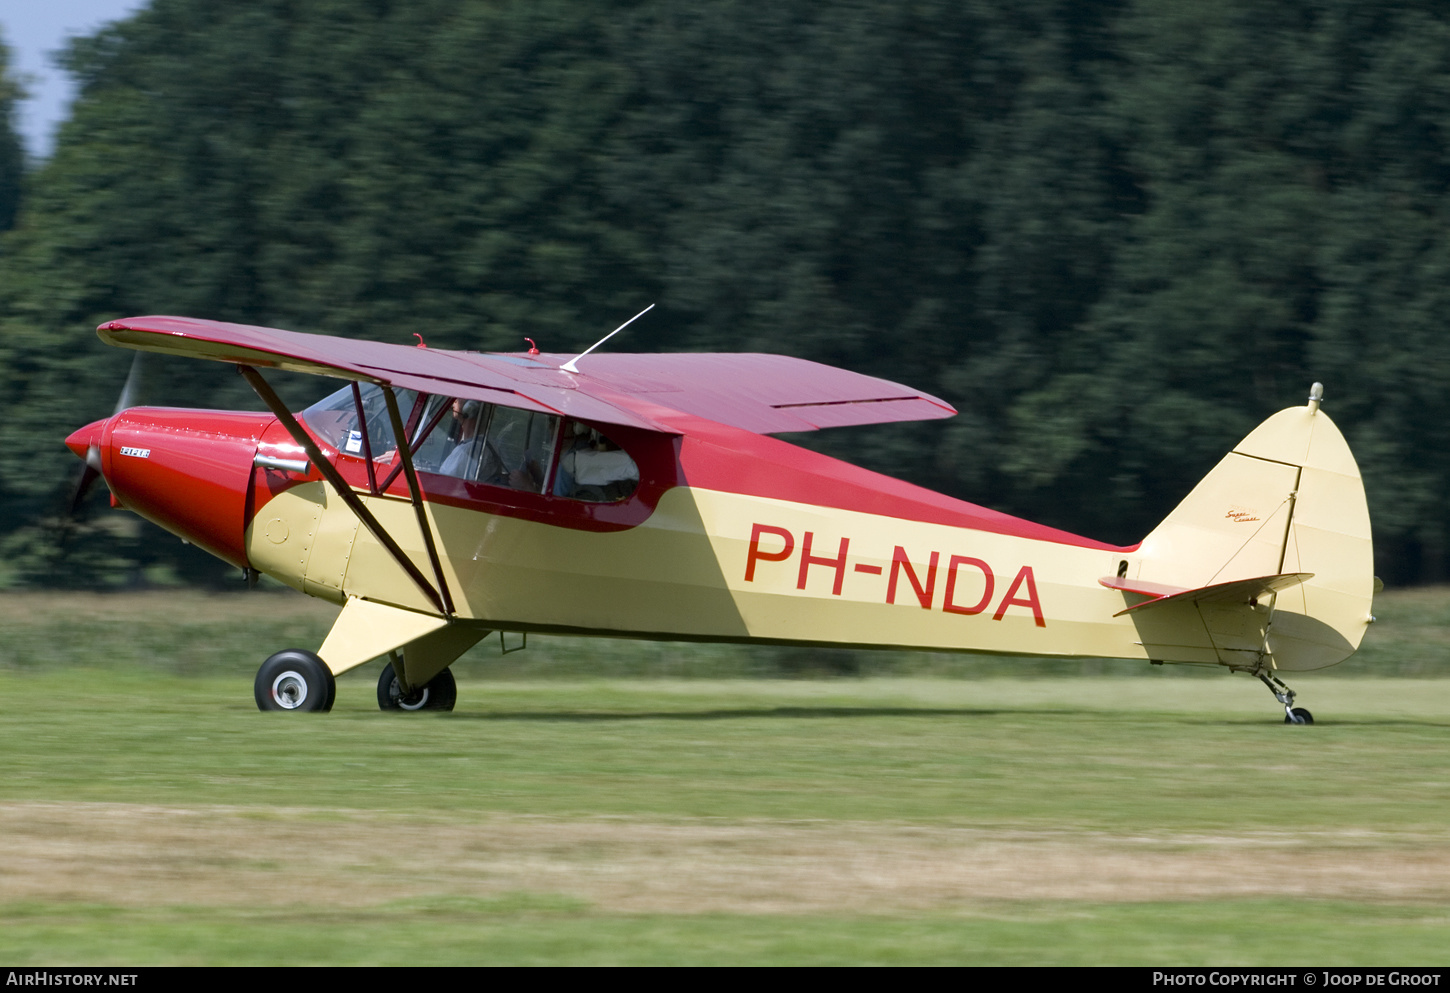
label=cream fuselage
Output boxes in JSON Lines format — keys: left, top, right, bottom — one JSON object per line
{"left": 247, "top": 480, "right": 1151, "bottom": 661}
{"left": 90, "top": 394, "right": 1372, "bottom": 682}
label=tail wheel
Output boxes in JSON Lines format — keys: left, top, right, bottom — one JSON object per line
{"left": 255, "top": 650, "right": 335, "bottom": 712}
{"left": 377, "top": 661, "right": 456, "bottom": 712}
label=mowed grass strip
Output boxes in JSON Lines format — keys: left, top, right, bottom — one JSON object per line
{"left": 1, "top": 673, "right": 1448, "bottom": 828}
{"left": 2, "top": 588, "right": 1448, "bottom": 964}
{"left": 2, "top": 901, "right": 1448, "bottom": 966}
{"left": 0, "top": 671, "right": 1446, "bottom": 965}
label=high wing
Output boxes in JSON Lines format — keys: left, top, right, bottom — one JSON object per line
{"left": 97, "top": 316, "right": 956, "bottom": 434}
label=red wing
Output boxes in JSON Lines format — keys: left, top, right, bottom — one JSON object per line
{"left": 98, "top": 316, "right": 956, "bottom": 434}
{"left": 518, "top": 351, "right": 955, "bottom": 433}
{"left": 98, "top": 316, "right": 663, "bottom": 431}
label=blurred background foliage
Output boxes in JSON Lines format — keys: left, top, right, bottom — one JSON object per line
{"left": 1, "top": 0, "right": 1449, "bottom": 588}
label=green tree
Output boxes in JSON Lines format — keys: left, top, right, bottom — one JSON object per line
{"left": 1002, "top": 0, "right": 1450, "bottom": 579}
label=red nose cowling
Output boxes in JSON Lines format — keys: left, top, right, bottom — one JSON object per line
{"left": 64, "top": 419, "right": 105, "bottom": 462}
{"left": 66, "top": 408, "right": 276, "bottom": 569}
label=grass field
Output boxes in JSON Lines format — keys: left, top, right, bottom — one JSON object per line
{"left": 0, "top": 589, "right": 1448, "bottom": 964}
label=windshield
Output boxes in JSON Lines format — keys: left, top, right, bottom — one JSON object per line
{"left": 300, "top": 383, "right": 418, "bottom": 455}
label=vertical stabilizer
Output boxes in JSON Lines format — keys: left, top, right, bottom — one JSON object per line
{"left": 1134, "top": 389, "right": 1373, "bottom": 671}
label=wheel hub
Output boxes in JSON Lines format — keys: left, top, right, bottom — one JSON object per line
{"left": 271, "top": 671, "right": 308, "bottom": 710}
{"left": 392, "top": 679, "right": 430, "bottom": 711}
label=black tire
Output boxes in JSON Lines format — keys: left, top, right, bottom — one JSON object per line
{"left": 255, "top": 650, "right": 335, "bottom": 712}
{"left": 377, "top": 661, "right": 457, "bottom": 712}
{"left": 1284, "top": 707, "right": 1314, "bottom": 725}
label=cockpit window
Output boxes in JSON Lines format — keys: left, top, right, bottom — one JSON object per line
{"left": 408, "top": 395, "right": 465, "bottom": 472}
{"left": 303, "top": 386, "right": 637, "bottom": 503}
{"left": 414, "top": 399, "right": 559, "bottom": 494}
{"left": 554, "top": 419, "right": 639, "bottom": 502}
{"left": 482, "top": 405, "right": 559, "bottom": 492}
{"left": 300, "top": 383, "right": 417, "bottom": 455}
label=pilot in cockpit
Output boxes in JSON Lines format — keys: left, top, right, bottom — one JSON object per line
{"left": 438, "top": 399, "right": 486, "bottom": 479}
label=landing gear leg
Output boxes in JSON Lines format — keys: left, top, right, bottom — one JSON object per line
{"left": 1257, "top": 670, "right": 1313, "bottom": 725}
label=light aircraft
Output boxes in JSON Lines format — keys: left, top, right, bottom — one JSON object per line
{"left": 66, "top": 314, "right": 1375, "bottom": 722}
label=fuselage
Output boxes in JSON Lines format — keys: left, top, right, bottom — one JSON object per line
{"left": 69, "top": 398, "right": 1164, "bottom": 662}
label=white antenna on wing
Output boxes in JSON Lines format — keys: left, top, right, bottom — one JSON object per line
{"left": 561, "top": 303, "right": 654, "bottom": 374}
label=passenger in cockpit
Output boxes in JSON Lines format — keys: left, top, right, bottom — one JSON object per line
{"left": 555, "top": 420, "right": 639, "bottom": 501}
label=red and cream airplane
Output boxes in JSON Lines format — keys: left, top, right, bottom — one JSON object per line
{"left": 65, "top": 314, "right": 1375, "bottom": 722}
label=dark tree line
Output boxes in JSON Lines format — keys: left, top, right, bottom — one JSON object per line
{"left": 0, "top": 32, "right": 20, "bottom": 235}
{"left": 2, "top": 0, "right": 1450, "bottom": 587}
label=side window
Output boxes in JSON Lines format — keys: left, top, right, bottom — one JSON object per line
{"left": 414, "top": 398, "right": 487, "bottom": 478}
{"left": 554, "top": 420, "right": 639, "bottom": 502}
{"left": 479, "top": 406, "right": 558, "bottom": 492}
{"left": 409, "top": 399, "right": 558, "bottom": 494}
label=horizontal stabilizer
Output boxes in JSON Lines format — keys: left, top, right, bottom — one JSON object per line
{"left": 1097, "top": 576, "right": 1188, "bottom": 600}
{"left": 1101, "top": 572, "right": 1314, "bottom": 617}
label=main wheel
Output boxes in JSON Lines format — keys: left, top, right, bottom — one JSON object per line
{"left": 255, "top": 650, "right": 336, "bottom": 712}
{"left": 377, "top": 661, "right": 457, "bottom": 712}
{"left": 1284, "top": 707, "right": 1314, "bottom": 725}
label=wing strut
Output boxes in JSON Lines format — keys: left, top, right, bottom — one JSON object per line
{"left": 381, "top": 385, "right": 456, "bottom": 616}
{"left": 348, "top": 382, "right": 380, "bottom": 494}
{"left": 236, "top": 365, "right": 449, "bottom": 616}
{"left": 379, "top": 397, "right": 451, "bottom": 494}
